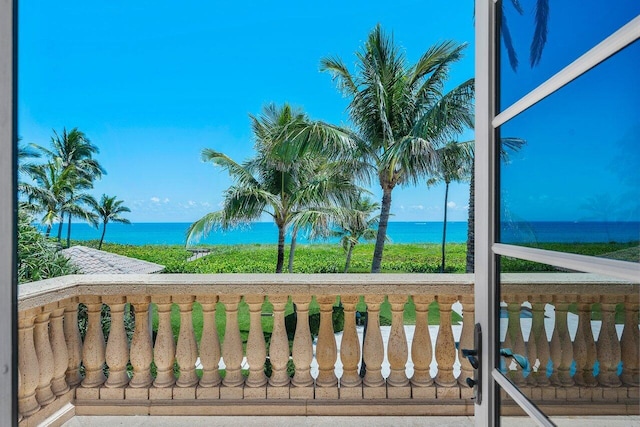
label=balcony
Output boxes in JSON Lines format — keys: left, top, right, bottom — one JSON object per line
{"left": 17, "top": 273, "right": 639, "bottom": 426}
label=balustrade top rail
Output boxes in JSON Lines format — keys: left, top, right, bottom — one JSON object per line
{"left": 18, "top": 272, "right": 636, "bottom": 311}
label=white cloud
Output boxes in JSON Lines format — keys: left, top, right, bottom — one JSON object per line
{"left": 150, "top": 197, "right": 160, "bottom": 203}
{"left": 188, "top": 200, "right": 196, "bottom": 206}
{"left": 447, "top": 201, "right": 457, "bottom": 209}
{"left": 163, "top": 198, "right": 170, "bottom": 203}
{"left": 409, "top": 205, "right": 424, "bottom": 210}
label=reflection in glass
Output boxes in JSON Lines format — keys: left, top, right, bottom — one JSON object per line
{"left": 499, "top": 0, "right": 640, "bottom": 110}
{"left": 499, "top": 42, "right": 640, "bottom": 260}
{"left": 498, "top": 261, "right": 638, "bottom": 420}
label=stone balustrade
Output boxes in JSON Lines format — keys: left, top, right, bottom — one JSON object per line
{"left": 17, "top": 273, "right": 639, "bottom": 425}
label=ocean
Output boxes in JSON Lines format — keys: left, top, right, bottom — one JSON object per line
{"left": 52, "top": 221, "right": 639, "bottom": 247}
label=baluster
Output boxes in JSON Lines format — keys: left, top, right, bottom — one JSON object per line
{"left": 549, "top": 301, "right": 561, "bottom": 386}
{"left": 81, "top": 297, "right": 106, "bottom": 388}
{"left": 291, "top": 295, "right": 313, "bottom": 391}
{"left": 621, "top": 294, "right": 639, "bottom": 386}
{"left": 435, "top": 295, "right": 457, "bottom": 387}
{"left": 573, "top": 295, "right": 597, "bottom": 387}
{"left": 530, "top": 297, "right": 550, "bottom": 386}
{"left": 244, "top": 295, "right": 267, "bottom": 388}
{"left": 504, "top": 294, "right": 527, "bottom": 386}
{"left": 49, "top": 305, "right": 69, "bottom": 396}
{"left": 387, "top": 295, "right": 409, "bottom": 387}
{"left": 362, "top": 295, "right": 385, "bottom": 391}
{"left": 219, "top": 295, "right": 244, "bottom": 387}
{"left": 268, "top": 295, "right": 290, "bottom": 390}
{"left": 411, "top": 295, "right": 434, "bottom": 388}
{"left": 103, "top": 296, "right": 129, "bottom": 388}
{"left": 152, "top": 296, "right": 175, "bottom": 388}
{"left": 128, "top": 296, "right": 153, "bottom": 388}
{"left": 198, "top": 295, "right": 221, "bottom": 387}
{"left": 18, "top": 308, "right": 40, "bottom": 417}
{"left": 339, "top": 295, "right": 362, "bottom": 388}
{"left": 458, "top": 295, "right": 475, "bottom": 387}
{"left": 316, "top": 295, "right": 338, "bottom": 388}
{"left": 174, "top": 295, "right": 198, "bottom": 387}
{"left": 597, "top": 295, "right": 623, "bottom": 387}
{"left": 34, "top": 305, "right": 55, "bottom": 405}
{"left": 18, "top": 366, "right": 23, "bottom": 422}
{"left": 554, "top": 295, "right": 575, "bottom": 386}
{"left": 64, "top": 298, "right": 82, "bottom": 387}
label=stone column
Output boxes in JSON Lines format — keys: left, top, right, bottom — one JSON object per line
{"left": 291, "top": 295, "right": 314, "bottom": 394}
{"left": 103, "top": 296, "right": 130, "bottom": 388}
{"left": 245, "top": 295, "right": 267, "bottom": 388}
{"left": 174, "top": 295, "right": 199, "bottom": 387}
{"left": 621, "top": 294, "right": 639, "bottom": 386}
{"left": 573, "top": 295, "right": 597, "bottom": 387}
{"left": 18, "top": 308, "right": 40, "bottom": 417}
{"left": 411, "top": 295, "right": 434, "bottom": 388}
{"left": 315, "top": 295, "right": 338, "bottom": 388}
{"left": 81, "top": 297, "right": 106, "bottom": 388}
{"left": 34, "top": 305, "right": 55, "bottom": 405}
{"left": 198, "top": 295, "right": 221, "bottom": 387}
{"left": 268, "top": 295, "right": 290, "bottom": 389}
{"left": 387, "top": 295, "right": 409, "bottom": 387}
{"left": 528, "top": 296, "right": 550, "bottom": 386}
{"left": 435, "top": 295, "right": 457, "bottom": 387}
{"left": 339, "top": 295, "right": 362, "bottom": 388}
{"left": 597, "top": 295, "right": 623, "bottom": 387}
{"left": 504, "top": 294, "right": 527, "bottom": 386}
{"left": 219, "top": 295, "right": 244, "bottom": 387}
{"left": 49, "top": 305, "right": 70, "bottom": 396}
{"left": 152, "top": 296, "right": 175, "bottom": 388}
{"left": 362, "top": 295, "right": 385, "bottom": 392}
{"left": 128, "top": 296, "right": 153, "bottom": 388}
{"left": 458, "top": 294, "right": 475, "bottom": 387}
{"left": 554, "top": 295, "right": 575, "bottom": 386}
{"left": 63, "top": 298, "right": 83, "bottom": 387}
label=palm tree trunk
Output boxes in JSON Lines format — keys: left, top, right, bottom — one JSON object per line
{"left": 441, "top": 182, "right": 450, "bottom": 273}
{"left": 57, "top": 212, "right": 65, "bottom": 243}
{"left": 66, "top": 214, "right": 72, "bottom": 248}
{"left": 99, "top": 222, "right": 107, "bottom": 250}
{"left": 344, "top": 242, "right": 354, "bottom": 273}
{"left": 371, "top": 187, "right": 393, "bottom": 273}
{"left": 45, "top": 224, "right": 52, "bottom": 238}
{"left": 288, "top": 227, "right": 298, "bottom": 273}
{"left": 466, "top": 164, "right": 475, "bottom": 273}
{"left": 276, "top": 224, "right": 286, "bottom": 273}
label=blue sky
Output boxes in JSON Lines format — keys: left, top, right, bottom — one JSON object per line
{"left": 18, "top": 1, "right": 476, "bottom": 223}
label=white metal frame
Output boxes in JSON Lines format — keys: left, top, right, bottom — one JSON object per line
{"left": 0, "top": 0, "right": 17, "bottom": 425}
{"left": 474, "top": 0, "right": 498, "bottom": 425}
{"left": 476, "top": 2, "right": 639, "bottom": 426}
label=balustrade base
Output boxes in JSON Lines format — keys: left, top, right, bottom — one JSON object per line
{"left": 338, "top": 386, "right": 362, "bottom": 399}
{"left": 387, "top": 385, "right": 411, "bottom": 399}
{"left": 243, "top": 386, "right": 267, "bottom": 399}
{"left": 290, "top": 385, "right": 314, "bottom": 399}
{"left": 18, "top": 390, "right": 74, "bottom": 427}
{"left": 315, "top": 387, "right": 339, "bottom": 400}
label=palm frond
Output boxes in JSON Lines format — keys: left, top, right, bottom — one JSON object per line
{"left": 530, "top": 0, "right": 549, "bottom": 67}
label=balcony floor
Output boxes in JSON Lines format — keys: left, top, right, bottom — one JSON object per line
{"left": 62, "top": 415, "right": 640, "bottom": 426}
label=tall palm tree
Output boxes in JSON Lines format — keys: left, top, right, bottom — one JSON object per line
{"left": 88, "top": 194, "right": 131, "bottom": 249}
{"left": 332, "top": 197, "right": 382, "bottom": 273}
{"left": 321, "top": 25, "right": 474, "bottom": 272}
{"left": 500, "top": 0, "right": 550, "bottom": 70}
{"left": 24, "top": 160, "right": 73, "bottom": 237}
{"left": 61, "top": 189, "right": 98, "bottom": 248}
{"left": 427, "top": 142, "right": 473, "bottom": 273}
{"left": 464, "top": 137, "right": 525, "bottom": 272}
{"left": 187, "top": 104, "right": 360, "bottom": 273}
{"left": 33, "top": 128, "right": 105, "bottom": 183}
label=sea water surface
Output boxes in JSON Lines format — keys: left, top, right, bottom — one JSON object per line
{"left": 56, "top": 221, "right": 639, "bottom": 246}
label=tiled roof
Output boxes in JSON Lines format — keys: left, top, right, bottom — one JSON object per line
{"left": 61, "top": 245, "right": 165, "bottom": 274}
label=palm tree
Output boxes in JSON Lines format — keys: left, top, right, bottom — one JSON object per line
{"left": 332, "top": 197, "right": 382, "bottom": 273}
{"left": 500, "top": 0, "right": 550, "bottom": 70}
{"left": 464, "top": 137, "right": 525, "bottom": 272}
{"left": 321, "top": 25, "right": 474, "bottom": 272}
{"left": 24, "top": 160, "right": 73, "bottom": 238}
{"left": 33, "top": 128, "right": 105, "bottom": 183}
{"left": 61, "top": 189, "right": 99, "bottom": 248}
{"left": 88, "top": 194, "right": 131, "bottom": 249}
{"left": 427, "top": 142, "right": 473, "bottom": 272}
{"left": 187, "top": 104, "right": 360, "bottom": 273}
